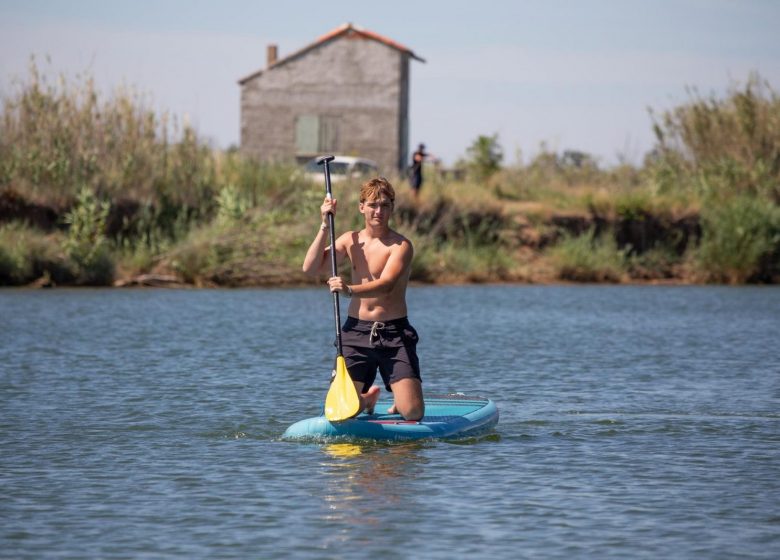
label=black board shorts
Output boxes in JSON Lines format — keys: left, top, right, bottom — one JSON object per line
{"left": 339, "top": 316, "right": 422, "bottom": 392}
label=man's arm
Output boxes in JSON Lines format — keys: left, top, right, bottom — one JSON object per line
{"left": 303, "top": 228, "right": 348, "bottom": 277}
{"left": 302, "top": 197, "right": 347, "bottom": 277}
{"left": 302, "top": 223, "right": 330, "bottom": 277}
{"left": 345, "top": 240, "right": 413, "bottom": 297}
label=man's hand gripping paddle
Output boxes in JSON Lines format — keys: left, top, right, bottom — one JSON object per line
{"left": 318, "top": 155, "right": 360, "bottom": 422}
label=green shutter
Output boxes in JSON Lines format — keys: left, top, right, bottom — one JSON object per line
{"left": 319, "top": 116, "right": 340, "bottom": 152}
{"left": 295, "top": 115, "right": 319, "bottom": 154}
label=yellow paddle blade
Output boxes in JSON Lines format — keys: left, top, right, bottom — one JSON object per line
{"left": 324, "top": 355, "right": 360, "bottom": 422}
{"left": 324, "top": 443, "right": 363, "bottom": 458}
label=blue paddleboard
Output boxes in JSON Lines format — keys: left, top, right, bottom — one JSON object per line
{"left": 283, "top": 394, "right": 499, "bottom": 441}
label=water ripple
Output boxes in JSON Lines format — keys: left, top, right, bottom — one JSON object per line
{"left": 2, "top": 286, "right": 779, "bottom": 559}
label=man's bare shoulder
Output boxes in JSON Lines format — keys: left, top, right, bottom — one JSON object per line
{"left": 336, "top": 230, "right": 360, "bottom": 245}
{"left": 387, "top": 230, "right": 413, "bottom": 253}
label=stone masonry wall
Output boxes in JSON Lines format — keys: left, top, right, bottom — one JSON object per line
{"left": 240, "top": 35, "right": 408, "bottom": 174}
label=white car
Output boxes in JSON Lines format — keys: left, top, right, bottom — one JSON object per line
{"left": 303, "top": 156, "right": 379, "bottom": 183}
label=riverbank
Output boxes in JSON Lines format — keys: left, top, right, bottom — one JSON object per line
{"left": 3, "top": 178, "right": 775, "bottom": 288}
{"left": 3, "top": 165, "right": 779, "bottom": 288}
{"left": 2, "top": 68, "right": 778, "bottom": 287}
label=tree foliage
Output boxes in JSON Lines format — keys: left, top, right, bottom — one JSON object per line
{"left": 465, "top": 133, "right": 503, "bottom": 181}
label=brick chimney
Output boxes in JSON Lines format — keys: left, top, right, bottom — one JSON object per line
{"left": 267, "top": 44, "right": 278, "bottom": 67}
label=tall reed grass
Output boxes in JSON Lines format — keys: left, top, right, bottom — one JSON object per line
{"left": 1, "top": 63, "right": 778, "bottom": 285}
{"left": 1, "top": 60, "right": 210, "bottom": 208}
{"left": 649, "top": 74, "right": 780, "bottom": 202}
{"left": 646, "top": 74, "right": 780, "bottom": 281}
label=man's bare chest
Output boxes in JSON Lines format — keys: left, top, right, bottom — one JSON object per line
{"left": 349, "top": 242, "right": 393, "bottom": 279}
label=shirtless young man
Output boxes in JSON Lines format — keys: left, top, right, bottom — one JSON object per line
{"left": 302, "top": 177, "right": 424, "bottom": 421}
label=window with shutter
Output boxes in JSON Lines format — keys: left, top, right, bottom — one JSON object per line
{"left": 295, "top": 115, "right": 340, "bottom": 155}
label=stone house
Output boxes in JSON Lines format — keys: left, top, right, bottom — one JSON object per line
{"left": 238, "top": 23, "right": 424, "bottom": 173}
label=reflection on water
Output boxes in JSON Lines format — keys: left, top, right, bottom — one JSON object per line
{"left": 318, "top": 442, "right": 430, "bottom": 532}
{"left": 323, "top": 443, "right": 364, "bottom": 459}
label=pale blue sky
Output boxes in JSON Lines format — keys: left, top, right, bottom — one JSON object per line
{"left": 1, "top": 0, "right": 778, "bottom": 166}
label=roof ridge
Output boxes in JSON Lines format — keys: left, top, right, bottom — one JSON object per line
{"left": 238, "top": 23, "right": 424, "bottom": 84}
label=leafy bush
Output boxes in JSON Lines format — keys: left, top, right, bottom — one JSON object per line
{"left": 62, "top": 187, "right": 114, "bottom": 285}
{"left": 215, "top": 184, "right": 250, "bottom": 226}
{"left": 0, "top": 226, "right": 31, "bottom": 284}
{"left": 550, "top": 228, "right": 627, "bottom": 282}
{"left": 463, "top": 133, "right": 503, "bottom": 182}
{"left": 0, "top": 223, "right": 71, "bottom": 285}
{"left": 405, "top": 231, "right": 515, "bottom": 283}
{"left": 626, "top": 246, "right": 682, "bottom": 280}
{"left": 696, "top": 196, "right": 780, "bottom": 283}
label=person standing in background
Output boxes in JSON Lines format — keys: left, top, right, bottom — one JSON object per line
{"left": 408, "top": 143, "right": 428, "bottom": 200}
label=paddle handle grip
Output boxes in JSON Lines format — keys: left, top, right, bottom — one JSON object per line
{"left": 318, "top": 155, "right": 343, "bottom": 355}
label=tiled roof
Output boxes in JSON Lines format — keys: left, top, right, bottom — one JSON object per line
{"left": 238, "top": 22, "right": 425, "bottom": 84}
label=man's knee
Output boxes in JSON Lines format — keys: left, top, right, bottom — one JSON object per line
{"left": 401, "top": 402, "right": 424, "bottom": 421}
{"left": 392, "top": 378, "right": 424, "bottom": 420}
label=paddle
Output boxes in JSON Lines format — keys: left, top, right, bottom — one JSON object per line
{"left": 317, "top": 155, "right": 360, "bottom": 422}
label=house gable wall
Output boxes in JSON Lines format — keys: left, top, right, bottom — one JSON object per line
{"left": 240, "top": 34, "right": 410, "bottom": 174}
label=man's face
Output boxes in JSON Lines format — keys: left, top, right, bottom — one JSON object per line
{"left": 359, "top": 195, "right": 393, "bottom": 226}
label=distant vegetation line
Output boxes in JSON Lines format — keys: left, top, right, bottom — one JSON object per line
{"left": 1, "top": 62, "right": 778, "bottom": 287}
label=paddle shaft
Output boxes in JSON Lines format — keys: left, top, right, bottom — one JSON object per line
{"left": 317, "top": 155, "right": 343, "bottom": 355}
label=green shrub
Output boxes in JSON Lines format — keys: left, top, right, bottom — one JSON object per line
{"left": 463, "top": 133, "right": 503, "bottom": 182}
{"left": 0, "top": 223, "right": 71, "bottom": 285}
{"left": 696, "top": 195, "right": 780, "bottom": 283}
{"left": 407, "top": 240, "right": 512, "bottom": 283}
{"left": 550, "top": 229, "right": 627, "bottom": 282}
{"left": 215, "top": 184, "right": 250, "bottom": 226}
{"left": 626, "top": 246, "right": 682, "bottom": 280}
{"left": 0, "top": 230, "right": 29, "bottom": 284}
{"left": 62, "top": 187, "right": 114, "bottom": 285}
{"left": 165, "top": 214, "right": 312, "bottom": 287}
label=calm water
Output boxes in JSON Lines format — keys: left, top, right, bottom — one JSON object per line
{"left": 1, "top": 285, "right": 779, "bottom": 559}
